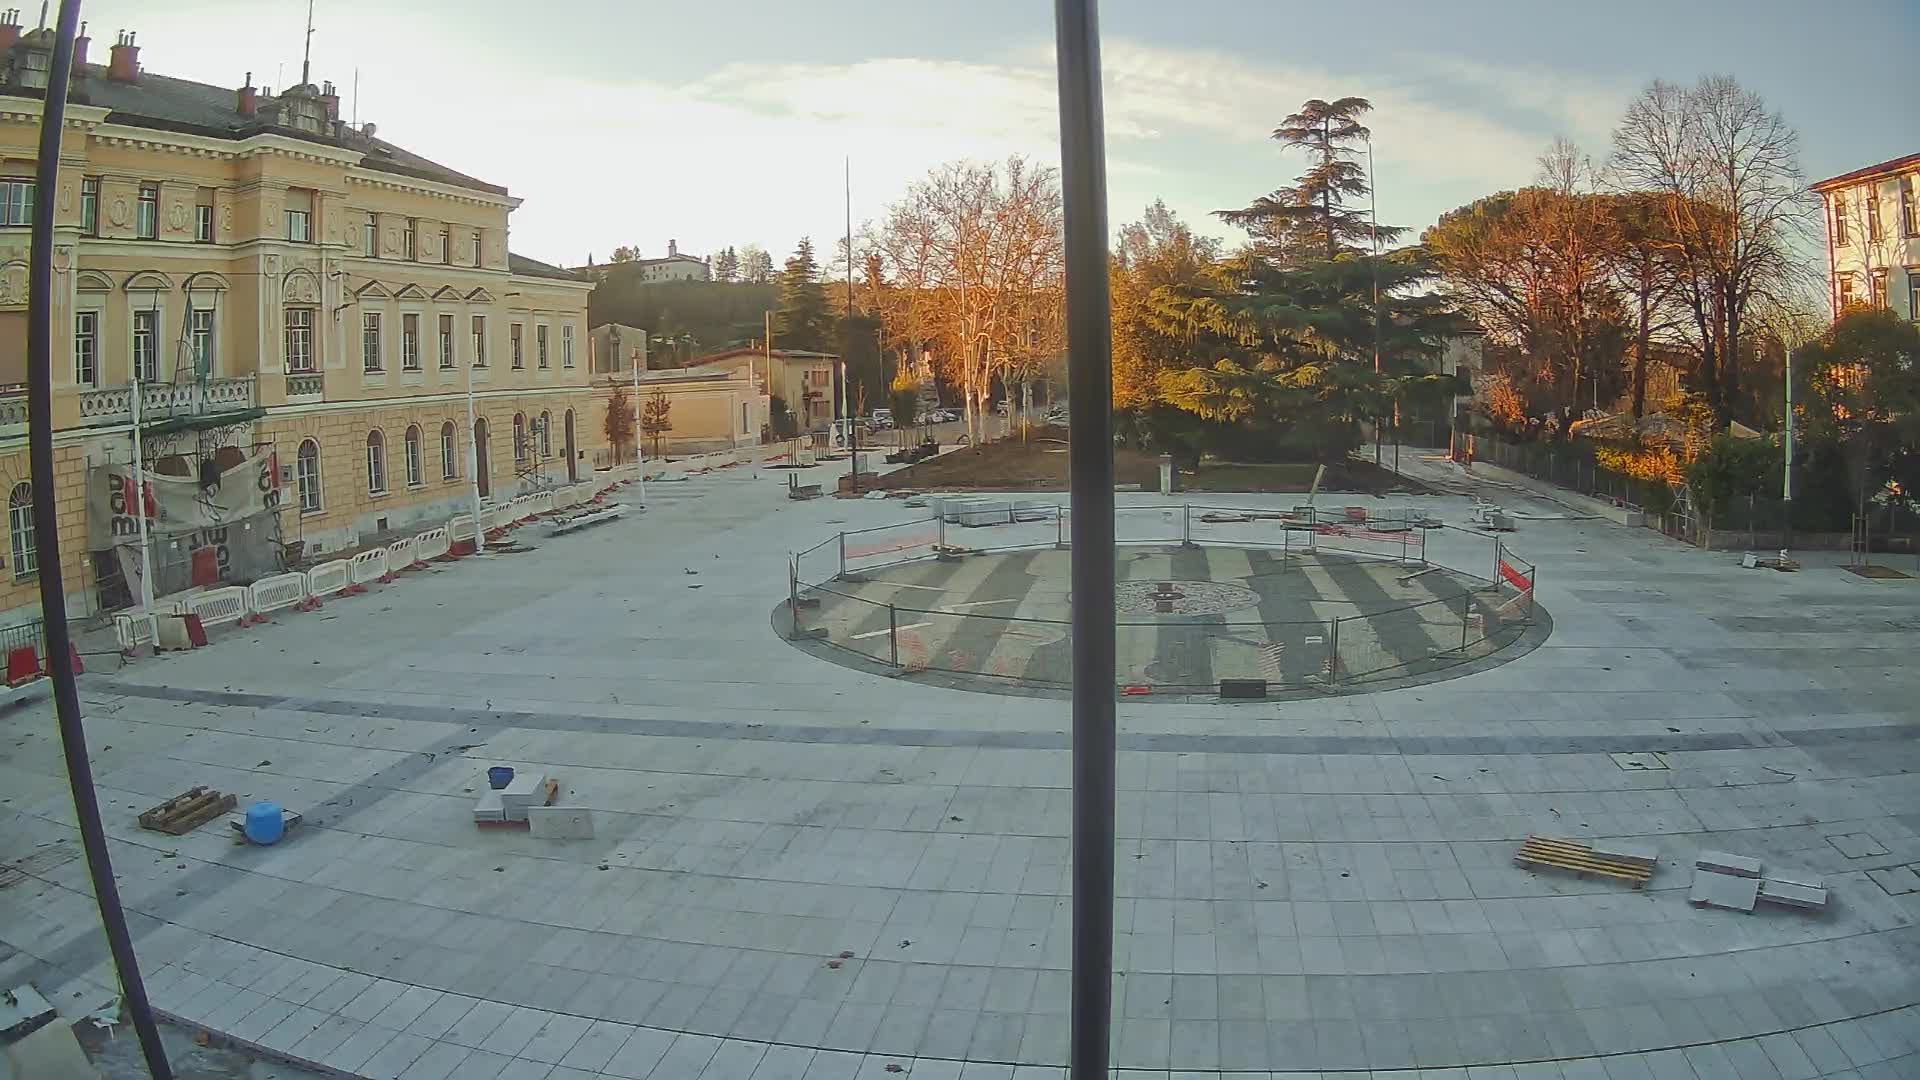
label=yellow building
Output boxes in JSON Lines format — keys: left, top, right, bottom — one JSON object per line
{"left": 0, "top": 21, "right": 599, "bottom": 621}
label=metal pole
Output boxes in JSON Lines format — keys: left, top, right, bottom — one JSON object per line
{"left": 28, "top": 5, "right": 173, "bottom": 1076}
{"left": 846, "top": 158, "right": 859, "bottom": 495}
{"left": 463, "top": 338, "right": 486, "bottom": 554}
{"left": 838, "top": 532, "right": 847, "bottom": 579}
{"left": 1327, "top": 617, "right": 1339, "bottom": 684}
{"left": 888, "top": 603, "right": 898, "bottom": 667}
{"left": 633, "top": 331, "right": 648, "bottom": 504}
{"left": 1054, "top": 2, "right": 1117, "bottom": 1075}
{"left": 1368, "top": 133, "right": 1381, "bottom": 467}
{"left": 1460, "top": 592, "right": 1471, "bottom": 651}
{"left": 1181, "top": 502, "right": 1191, "bottom": 547}
{"left": 1782, "top": 342, "right": 1793, "bottom": 562}
{"left": 128, "top": 352, "right": 159, "bottom": 646}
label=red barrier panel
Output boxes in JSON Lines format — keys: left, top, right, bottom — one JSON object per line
{"left": 1498, "top": 558, "right": 1533, "bottom": 593}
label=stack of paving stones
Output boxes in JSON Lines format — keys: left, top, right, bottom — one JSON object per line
{"left": 1692, "top": 849, "right": 1830, "bottom": 913}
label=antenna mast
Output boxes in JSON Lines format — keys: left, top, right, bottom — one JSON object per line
{"left": 300, "top": 0, "right": 314, "bottom": 86}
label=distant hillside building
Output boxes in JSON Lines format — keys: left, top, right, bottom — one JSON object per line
{"left": 576, "top": 240, "right": 710, "bottom": 283}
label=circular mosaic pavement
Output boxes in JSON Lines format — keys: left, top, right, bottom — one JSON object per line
{"left": 1113, "top": 578, "right": 1261, "bottom": 616}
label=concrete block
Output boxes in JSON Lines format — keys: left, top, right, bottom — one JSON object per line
{"left": 499, "top": 773, "right": 549, "bottom": 822}
{"left": 1757, "top": 879, "right": 1828, "bottom": 911}
{"left": 1695, "top": 851, "right": 1761, "bottom": 878}
{"left": 473, "top": 789, "right": 505, "bottom": 823}
{"left": 1690, "top": 868, "right": 1759, "bottom": 912}
{"left": 527, "top": 806, "right": 594, "bottom": 840}
{"left": 1590, "top": 841, "right": 1659, "bottom": 868}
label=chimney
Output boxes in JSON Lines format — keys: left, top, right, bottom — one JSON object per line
{"left": 70, "top": 19, "right": 85, "bottom": 67}
{"left": 237, "top": 71, "right": 255, "bottom": 115}
{"left": 319, "top": 78, "right": 338, "bottom": 121}
{"left": 362, "top": 121, "right": 376, "bottom": 140}
{"left": 107, "top": 28, "right": 137, "bottom": 82}
{"left": 668, "top": 239, "right": 678, "bottom": 257}
{"left": 0, "top": 9, "right": 22, "bottom": 52}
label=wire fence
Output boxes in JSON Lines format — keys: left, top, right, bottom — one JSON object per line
{"left": 786, "top": 504, "right": 1537, "bottom": 694}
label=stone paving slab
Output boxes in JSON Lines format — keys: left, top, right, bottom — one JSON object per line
{"left": 2, "top": 475, "right": 1918, "bottom": 1078}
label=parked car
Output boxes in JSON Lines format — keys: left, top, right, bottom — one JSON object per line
{"left": 870, "top": 408, "right": 893, "bottom": 430}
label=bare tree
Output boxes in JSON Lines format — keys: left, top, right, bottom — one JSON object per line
{"left": 1825, "top": 175, "right": 1903, "bottom": 315}
{"left": 871, "top": 157, "right": 1064, "bottom": 442}
{"left": 1611, "top": 75, "right": 1816, "bottom": 426}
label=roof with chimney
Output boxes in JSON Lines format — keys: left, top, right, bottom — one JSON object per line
{"left": 0, "top": 18, "right": 505, "bottom": 196}
{"left": 506, "top": 253, "right": 583, "bottom": 282}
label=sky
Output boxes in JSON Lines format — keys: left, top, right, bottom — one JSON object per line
{"left": 82, "top": 0, "right": 1917, "bottom": 270}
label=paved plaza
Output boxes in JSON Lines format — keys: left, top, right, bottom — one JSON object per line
{"left": 2, "top": 461, "right": 1919, "bottom": 1079}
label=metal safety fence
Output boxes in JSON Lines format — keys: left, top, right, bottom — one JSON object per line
{"left": 787, "top": 503, "right": 1536, "bottom": 694}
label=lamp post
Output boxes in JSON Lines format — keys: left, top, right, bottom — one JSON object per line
{"left": 463, "top": 338, "right": 486, "bottom": 555}
{"left": 634, "top": 332, "right": 648, "bottom": 504}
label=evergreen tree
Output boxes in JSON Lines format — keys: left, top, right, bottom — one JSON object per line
{"left": 1217, "top": 97, "right": 1405, "bottom": 264}
{"left": 774, "top": 238, "right": 835, "bottom": 352}
{"left": 712, "top": 246, "right": 740, "bottom": 282}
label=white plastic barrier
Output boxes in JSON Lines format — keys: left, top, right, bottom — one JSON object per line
{"left": 414, "top": 526, "right": 450, "bottom": 562}
{"left": 350, "top": 547, "right": 390, "bottom": 586}
{"left": 385, "top": 536, "right": 416, "bottom": 571}
{"left": 246, "top": 572, "right": 308, "bottom": 617}
{"left": 551, "top": 486, "right": 580, "bottom": 511}
{"left": 485, "top": 504, "right": 515, "bottom": 532}
{"left": 448, "top": 514, "right": 477, "bottom": 543}
{"left": 179, "top": 585, "right": 250, "bottom": 628}
{"left": 306, "top": 559, "right": 352, "bottom": 600}
{"left": 114, "top": 612, "right": 156, "bottom": 652}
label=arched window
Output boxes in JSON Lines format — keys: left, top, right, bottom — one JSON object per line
{"left": 8, "top": 482, "right": 35, "bottom": 579}
{"left": 440, "top": 421, "right": 458, "bottom": 480}
{"left": 539, "top": 410, "right": 552, "bottom": 457}
{"left": 513, "top": 412, "right": 527, "bottom": 465}
{"left": 295, "top": 439, "right": 321, "bottom": 513}
{"left": 366, "top": 430, "right": 387, "bottom": 494}
{"left": 404, "top": 425, "right": 423, "bottom": 486}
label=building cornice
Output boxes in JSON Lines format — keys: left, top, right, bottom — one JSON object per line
{"left": 347, "top": 168, "right": 519, "bottom": 210}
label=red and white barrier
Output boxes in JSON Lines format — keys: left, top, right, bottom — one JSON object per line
{"left": 246, "top": 573, "right": 308, "bottom": 621}
{"left": 385, "top": 536, "right": 416, "bottom": 574}
{"left": 349, "top": 548, "right": 390, "bottom": 590}
{"left": 113, "top": 612, "right": 157, "bottom": 654}
{"left": 413, "top": 526, "right": 450, "bottom": 564}
{"left": 305, "top": 559, "right": 353, "bottom": 607}
{"left": 177, "top": 585, "right": 250, "bottom": 629}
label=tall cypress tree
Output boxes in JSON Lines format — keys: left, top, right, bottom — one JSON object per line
{"left": 774, "top": 238, "right": 835, "bottom": 352}
{"left": 1217, "top": 97, "right": 1405, "bottom": 264}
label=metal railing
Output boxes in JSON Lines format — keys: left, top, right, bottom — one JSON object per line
{"left": 787, "top": 503, "right": 1537, "bottom": 694}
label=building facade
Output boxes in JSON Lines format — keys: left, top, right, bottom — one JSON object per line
{"left": 684, "top": 347, "right": 836, "bottom": 432}
{"left": 1812, "top": 152, "right": 1920, "bottom": 319}
{"left": 0, "top": 20, "right": 599, "bottom": 621}
{"left": 576, "top": 240, "right": 710, "bottom": 283}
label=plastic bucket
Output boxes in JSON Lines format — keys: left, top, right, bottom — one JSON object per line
{"left": 243, "top": 801, "right": 285, "bottom": 845}
{"left": 487, "top": 766, "right": 515, "bottom": 790}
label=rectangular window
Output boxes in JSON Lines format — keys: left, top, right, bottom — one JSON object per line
{"left": 1868, "top": 187, "right": 1884, "bottom": 242}
{"left": 366, "top": 438, "right": 387, "bottom": 494}
{"left": 195, "top": 203, "right": 213, "bottom": 243}
{"left": 365, "top": 213, "right": 378, "bottom": 256}
{"left": 403, "top": 218, "right": 416, "bottom": 260}
{"left": 73, "top": 311, "right": 97, "bottom": 386}
{"left": 1910, "top": 275, "right": 1920, "bottom": 324}
{"left": 402, "top": 313, "right": 420, "bottom": 371}
{"left": 1833, "top": 192, "right": 1849, "bottom": 246}
{"left": 132, "top": 309, "right": 158, "bottom": 382}
{"left": 297, "top": 449, "right": 321, "bottom": 513}
{"left": 80, "top": 177, "right": 97, "bottom": 236}
{"left": 471, "top": 315, "right": 487, "bottom": 367}
{"left": 190, "top": 309, "right": 215, "bottom": 376}
{"left": 1838, "top": 273, "right": 1857, "bottom": 309}
{"left": 537, "top": 325, "right": 549, "bottom": 369}
{"left": 285, "top": 308, "right": 314, "bottom": 372}
{"left": 362, "top": 311, "right": 383, "bottom": 372}
{"left": 510, "top": 323, "right": 523, "bottom": 369}
{"left": 1905, "top": 177, "right": 1918, "bottom": 237}
{"left": 439, "top": 231, "right": 449, "bottom": 262}
{"left": 405, "top": 432, "right": 423, "bottom": 486}
{"left": 286, "top": 207, "right": 311, "bottom": 243}
{"left": 1871, "top": 268, "right": 1889, "bottom": 308}
{"left": 472, "top": 230, "right": 483, "bottom": 266}
{"left": 137, "top": 183, "right": 158, "bottom": 239}
{"left": 562, "top": 325, "right": 575, "bottom": 369}
{"left": 441, "top": 425, "right": 458, "bottom": 480}
{"left": 438, "top": 313, "right": 454, "bottom": 369}
{"left": 0, "top": 178, "right": 35, "bottom": 227}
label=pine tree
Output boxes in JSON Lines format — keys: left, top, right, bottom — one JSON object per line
{"left": 774, "top": 238, "right": 835, "bottom": 352}
{"left": 1217, "top": 97, "right": 1405, "bottom": 264}
{"left": 712, "top": 246, "right": 740, "bottom": 282}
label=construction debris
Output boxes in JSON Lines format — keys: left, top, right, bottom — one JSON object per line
{"left": 1695, "top": 851, "right": 1761, "bottom": 878}
{"left": 137, "top": 788, "right": 237, "bottom": 836}
{"left": 1690, "top": 852, "right": 1829, "bottom": 914}
{"left": 1690, "top": 867, "right": 1761, "bottom": 912}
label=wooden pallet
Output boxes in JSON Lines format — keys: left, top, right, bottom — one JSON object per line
{"left": 138, "top": 787, "right": 237, "bottom": 836}
{"left": 1514, "top": 835, "right": 1653, "bottom": 888}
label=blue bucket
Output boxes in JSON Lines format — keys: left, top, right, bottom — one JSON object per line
{"left": 243, "top": 801, "right": 285, "bottom": 845}
{"left": 487, "top": 766, "right": 515, "bottom": 790}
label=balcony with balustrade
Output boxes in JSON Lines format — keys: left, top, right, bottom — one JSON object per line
{"left": 76, "top": 376, "right": 258, "bottom": 428}
{"left": 284, "top": 371, "right": 324, "bottom": 404}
